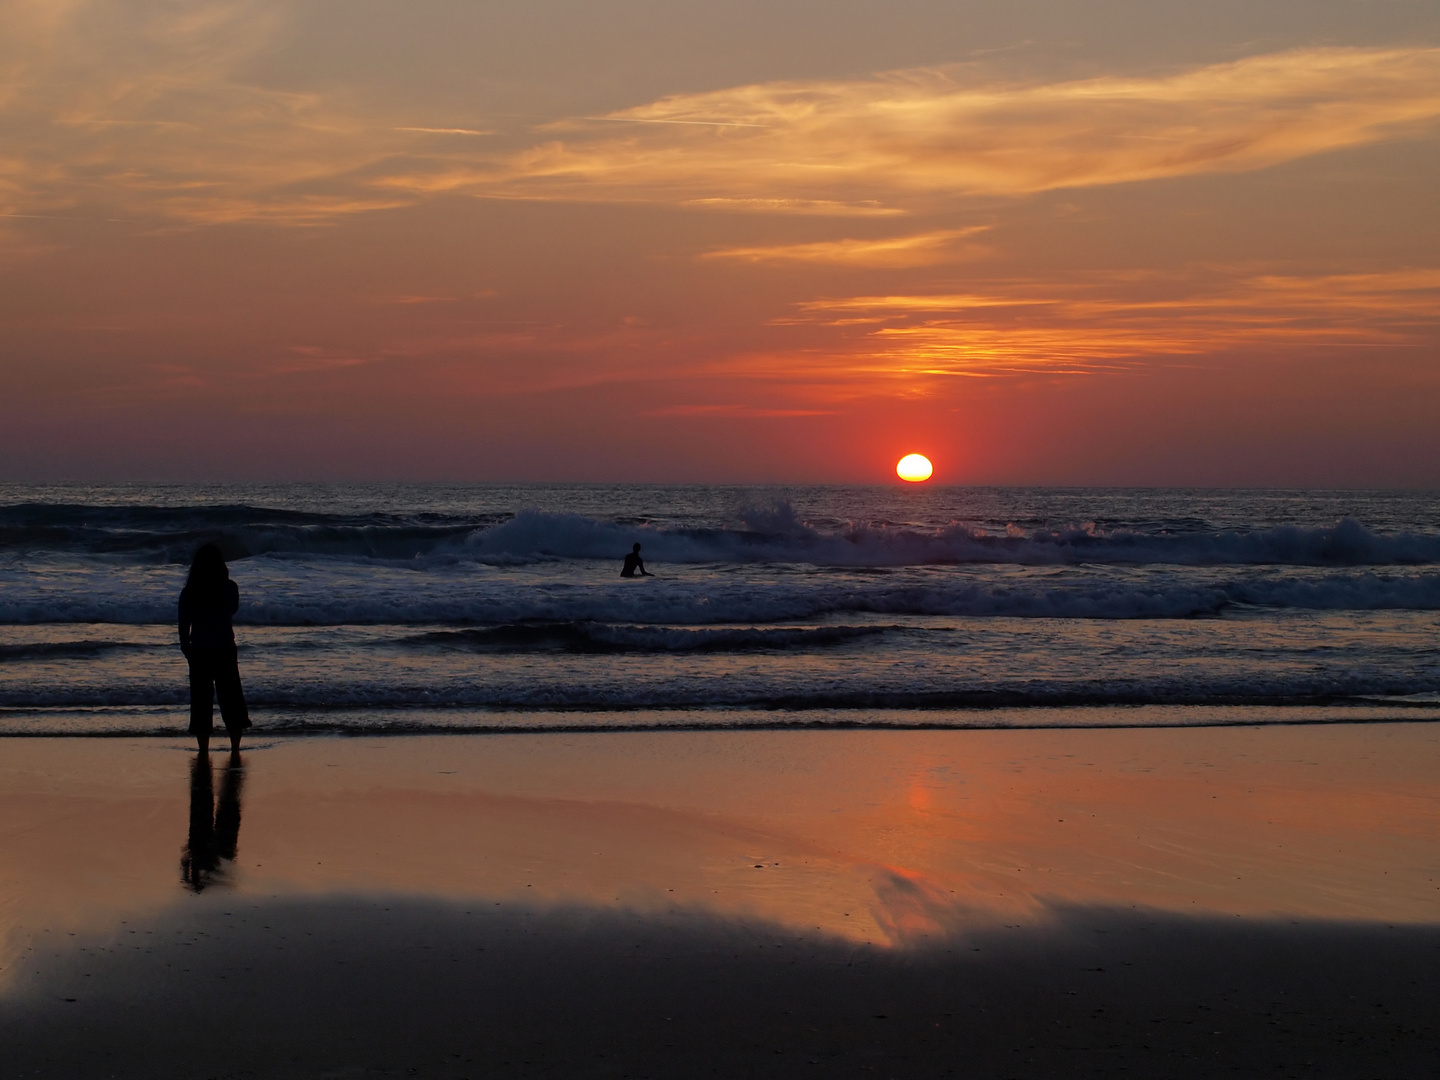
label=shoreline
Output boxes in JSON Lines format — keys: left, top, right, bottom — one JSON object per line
{"left": 2, "top": 700, "right": 1437, "bottom": 738}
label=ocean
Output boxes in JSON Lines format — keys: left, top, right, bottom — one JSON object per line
{"left": 1, "top": 483, "right": 1436, "bottom": 735}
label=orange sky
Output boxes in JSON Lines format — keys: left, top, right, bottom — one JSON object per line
{"left": 2, "top": 0, "right": 1438, "bottom": 484}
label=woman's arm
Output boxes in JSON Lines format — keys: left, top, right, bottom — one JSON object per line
{"left": 227, "top": 580, "right": 240, "bottom": 616}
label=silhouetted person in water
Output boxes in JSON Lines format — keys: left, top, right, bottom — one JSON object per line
{"left": 181, "top": 750, "right": 245, "bottom": 892}
{"left": 620, "top": 542, "right": 652, "bottom": 578}
{"left": 179, "top": 543, "right": 251, "bottom": 753}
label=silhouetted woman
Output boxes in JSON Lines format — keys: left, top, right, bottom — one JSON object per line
{"left": 179, "top": 543, "right": 251, "bottom": 752}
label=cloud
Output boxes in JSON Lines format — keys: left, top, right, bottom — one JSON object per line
{"left": 328, "top": 268, "right": 1440, "bottom": 395}
{"left": 3, "top": 8, "right": 1438, "bottom": 229}
{"left": 679, "top": 198, "right": 902, "bottom": 217}
{"left": 771, "top": 268, "right": 1440, "bottom": 378}
{"left": 494, "top": 47, "right": 1440, "bottom": 207}
{"left": 265, "top": 346, "right": 371, "bottom": 375}
{"left": 701, "top": 227, "right": 990, "bottom": 268}
{"left": 644, "top": 404, "right": 838, "bottom": 418}
{"left": 0, "top": 0, "right": 484, "bottom": 224}
{"left": 394, "top": 127, "right": 493, "bottom": 137}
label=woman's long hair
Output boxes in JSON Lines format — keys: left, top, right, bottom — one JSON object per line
{"left": 185, "top": 543, "right": 230, "bottom": 609}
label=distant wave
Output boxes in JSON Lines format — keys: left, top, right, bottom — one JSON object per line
{"left": 3, "top": 502, "right": 1439, "bottom": 568}
{"left": 0, "top": 503, "right": 486, "bottom": 562}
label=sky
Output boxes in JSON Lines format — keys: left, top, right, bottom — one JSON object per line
{"left": 2, "top": 0, "right": 1438, "bottom": 485}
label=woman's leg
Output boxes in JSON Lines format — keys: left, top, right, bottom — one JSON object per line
{"left": 214, "top": 649, "right": 250, "bottom": 750}
{"left": 188, "top": 658, "right": 215, "bottom": 752}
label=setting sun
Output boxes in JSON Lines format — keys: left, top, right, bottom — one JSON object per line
{"left": 896, "top": 454, "right": 933, "bottom": 482}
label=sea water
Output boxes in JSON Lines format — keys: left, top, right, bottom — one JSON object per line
{"left": 0, "top": 483, "right": 1436, "bottom": 734}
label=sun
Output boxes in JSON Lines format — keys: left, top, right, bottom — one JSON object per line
{"left": 896, "top": 453, "right": 933, "bottom": 482}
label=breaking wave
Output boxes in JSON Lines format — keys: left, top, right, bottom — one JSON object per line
{"left": 469, "top": 508, "right": 1440, "bottom": 568}
{"left": 3, "top": 502, "right": 1439, "bottom": 568}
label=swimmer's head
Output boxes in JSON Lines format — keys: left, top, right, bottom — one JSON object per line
{"left": 632, "top": 543, "right": 641, "bottom": 552}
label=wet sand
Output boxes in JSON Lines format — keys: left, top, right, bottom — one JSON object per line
{"left": 2, "top": 724, "right": 1438, "bottom": 1076}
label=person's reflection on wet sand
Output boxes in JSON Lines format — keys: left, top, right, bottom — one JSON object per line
{"left": 181, "top": 751, "right": 245, "bottom": 892}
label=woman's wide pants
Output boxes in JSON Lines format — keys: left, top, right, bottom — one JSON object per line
{"left": 187, "top": 647, "right": 251, "bottom": 737}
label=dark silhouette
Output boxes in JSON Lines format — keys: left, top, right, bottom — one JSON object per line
{"left": 180, "top": 750, "right": 245, "bottom": 892}
{"left": 620, "top": 542, "right": 652, "bottom": 578}
{"left": 179, "top": 543, "right": 251, "bottom": 752}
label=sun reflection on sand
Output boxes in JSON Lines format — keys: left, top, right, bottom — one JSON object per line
{"left": 2, "top": 723, "right": 1437, "bottom": 989}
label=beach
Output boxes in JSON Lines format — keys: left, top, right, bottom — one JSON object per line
{"left": 4, "top": 723, "right": 1438, "bottom": 1076}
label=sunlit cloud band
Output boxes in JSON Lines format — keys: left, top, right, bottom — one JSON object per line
{"left": 3, "top": 7, "right": 1439, "bottom": 226}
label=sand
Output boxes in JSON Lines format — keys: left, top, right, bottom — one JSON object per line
{"left": 2, "top": 723, "right": 1438, "bottom": 1077}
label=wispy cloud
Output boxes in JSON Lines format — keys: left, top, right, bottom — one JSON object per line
{"left": 265, "top": 345, "right": 372, "bottom": 375}
{"left": 645, "top": 404, "right": 838, "bottom": 417}
{"left": 701, "top": 226, "right": 990, "bottom": 268}
{"left": 394, "top": 127, "right": 492, "bottom": 136}
{"left": 573, "top": 116, "right": 770, "bottom": 129}
{"left": 3, "top": 6, "right": 1438, "bottom": 229}
{"left": 0, "top": 1, "right": 484, "bottom": 224}
{"left": 772, "top": 268, "right": 1440, "bottom": 378}
{"left": 246, "top": 267, "right": 1440, "bottom": 399}
{"left": 493, "top": 47, "right": 1440, "bottom": 207}
{"left": 679, "top": 198, "right": 902, "bottom": 217}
